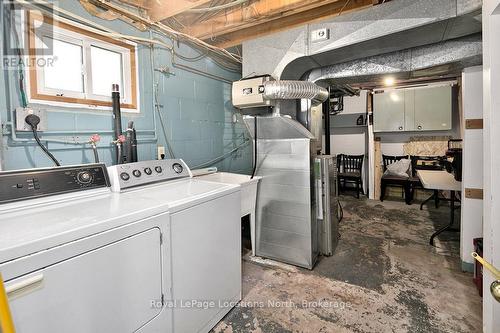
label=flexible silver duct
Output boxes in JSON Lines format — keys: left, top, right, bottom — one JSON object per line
{"left": 263, "top": 80, "right": 329, "bottom": 106}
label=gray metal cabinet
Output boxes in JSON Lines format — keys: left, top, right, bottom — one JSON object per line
{"left": 373, "top": 90, "right": 405, "bottom": 132}
{"left": 414, "top": 86, "right": 452, "bottom": 131}
{"left": 373, "top": 85, "right": 452, "bottom": 132}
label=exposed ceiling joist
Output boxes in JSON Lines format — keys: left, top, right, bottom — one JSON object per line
{"left": 206, "top": 0, "right": 374, "bottom": 48}
{"left": 148, "top": 0, "right": 214, "bottom": 22}
{"left": 183, "top": 0, "right": 345, "bottom": 40}
{"left": 119, "top": 0, "right": 389, "bottom": 49}
{"left": 119, "top": 0, "right": 150, "bottom": 9}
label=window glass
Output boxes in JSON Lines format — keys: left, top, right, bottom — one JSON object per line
{"left": 43, "top": 37, "right": 84, "bottom": 93}
{"left": 90, "top": 46, "right": 123, "bottom": 97}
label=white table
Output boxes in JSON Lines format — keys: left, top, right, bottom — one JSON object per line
{"left": 417, "top": 170, "right": 462, "bottom": 245}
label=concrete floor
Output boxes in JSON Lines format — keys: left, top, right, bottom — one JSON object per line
{"left": 212, "top": 195, "right": 482, "bottom": 333}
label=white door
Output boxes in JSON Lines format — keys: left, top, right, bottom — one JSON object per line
{"left": 482, "top": 1, "right": 500, "bottom": 332}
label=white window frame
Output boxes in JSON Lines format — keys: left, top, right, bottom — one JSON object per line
{"left": 25, "top": 11, "right": 140, "bottom": 113}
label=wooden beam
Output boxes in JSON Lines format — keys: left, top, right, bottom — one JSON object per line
{"left": 147, "top": 0, "right": 213, "bottom": 22}
{"left": 207, "top": 0, "right": 373, "bottom": 48}
{"left": 119, "top": 0, "right": 151, "bottom": 9}
{"left": 183, "top": 0, "right": 345, "bottom": 40}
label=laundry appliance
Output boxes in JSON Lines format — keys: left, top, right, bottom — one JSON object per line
{"left": 0, "top": 164, "right": 173, "bottom": 332}
{"left": 108, "top": 159, "right": 242, "bottom": 333}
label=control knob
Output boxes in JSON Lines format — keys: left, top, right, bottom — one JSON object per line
{"left": 120, "top": 172, "right": 130, "bottom": 181}
{"left": 132, "top": 170, "right": 142, "bottom": 178}
{"left": 77, "top": 171, "right": 93, "bottom": 184}
{"left": 172, "top": 163, "right": 184, "bottom": 174}
{"left": 144, "top": 167, "right": 153, "bottom": 175}
{"left": 155, "top": 166, "right": 163, "bottom": 173}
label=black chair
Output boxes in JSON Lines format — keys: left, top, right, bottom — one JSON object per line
{"left": 338, "top": 154, "right": 364, "bottom": 198}
{"left": 380, "top": 155, "right": 412, "bottom": 205}
{"left": 336, "top": 154, "right": 343, "bottom": 172}
{"left": 409, "top": 155, "right": 445, "bottom": 209}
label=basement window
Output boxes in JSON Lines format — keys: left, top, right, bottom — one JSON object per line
{"left": 26, "top": 12, "right": 139, "bottom": 112}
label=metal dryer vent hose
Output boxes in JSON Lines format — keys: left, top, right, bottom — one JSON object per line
{"left": 263, "top": 80, "right": 329, "bottom": 106}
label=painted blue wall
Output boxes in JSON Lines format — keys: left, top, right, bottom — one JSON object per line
{"left": 0, "top": 0, "right": 252, "bottom": 173}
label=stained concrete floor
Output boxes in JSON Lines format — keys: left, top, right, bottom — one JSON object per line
{"left": 212, "top": 194, "right": 482, "bottom": 333}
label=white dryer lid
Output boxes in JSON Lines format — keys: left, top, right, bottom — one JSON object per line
{"left": 0, "top": 191, "right": 170, "bottom": 263}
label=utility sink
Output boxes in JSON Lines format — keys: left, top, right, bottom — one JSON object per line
{"left": 195, "top": 172, "right": 261, "bottom": 216}
{"left": 195, "top": 172, "right": 261, "bottom": 255}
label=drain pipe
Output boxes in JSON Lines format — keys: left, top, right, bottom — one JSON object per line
{"left": 111, "top": 83, "right": 123, "bottom": 164}
{"left": 323, "top": 86, "right": 331, "bottom": 155}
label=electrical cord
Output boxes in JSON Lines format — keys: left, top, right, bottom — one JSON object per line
{"left": 187, "top": 0, "right": 249, "bottom": 13}
{"left": 25, "top": 114, "right": 61, "bottom": 166}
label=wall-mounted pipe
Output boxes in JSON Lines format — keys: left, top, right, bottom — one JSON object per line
{"left": 171, "top": 49, "right": 233, "bottom": 84}
{"left": 111, "top": 83, "right": 123, "bottom": 164}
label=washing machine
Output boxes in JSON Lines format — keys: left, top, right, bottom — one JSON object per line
{"left": 108, "top": 159, "right": 242, "bottom": 333}
{"left": 0, "top": 164, "right": 173, "bottom": 332}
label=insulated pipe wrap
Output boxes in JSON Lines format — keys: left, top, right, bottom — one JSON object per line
{"left": 263, "top": 80, "right": 329, "bottom": 106}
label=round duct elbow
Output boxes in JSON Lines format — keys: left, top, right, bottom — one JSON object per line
{"left": 263, "top": 80, "right": 328, "bottom": 106}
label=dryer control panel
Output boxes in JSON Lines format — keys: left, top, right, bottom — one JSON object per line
{"left": 107, "top": 159, "right": 191, "bottom": 192}
{"left": 0, "top": 164, "right": 110, "bottom": 204}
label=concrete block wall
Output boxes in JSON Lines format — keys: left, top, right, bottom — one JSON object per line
{"left": 0, "top": 1, "right": 251, "bottom": 174}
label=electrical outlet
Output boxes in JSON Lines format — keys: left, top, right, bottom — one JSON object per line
{"left": 311, "top": 28, "right": 330, "bottom": 43}
{"left": 15, "top": 107, "right": 47, "bottom": 132}
{"left": 157, "top": 146, "right": 166, "bottom": 160}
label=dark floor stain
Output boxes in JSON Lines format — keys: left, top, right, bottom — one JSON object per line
{"left": 396, "top": 290, "right": 437, "bottom": 333}
{"left": 259, "top": 320, "right": 293, "bottom": 333}
{"left": 211, "top": 308, "right": 257, "bottom": 333}
{"left": 311, "top": 310, "right": 340, "bottom": 324}
{"left": 379, "top": 304, "right": 399, "bottom": 317}
{"left": 314, "top": 232, "right": 390, "bottom": 291}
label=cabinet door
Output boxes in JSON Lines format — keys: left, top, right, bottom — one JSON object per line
{"left": 6, "top": 228, "right": 163, "bottom": 333}
{"left": 373, "top": 90, "right": 405, "bottom": 132}
{"left": 414, "top": 86, "right": 452, "bottom": 131}
{"left": 404, "top": 89, "right": 416, "bottom": 131}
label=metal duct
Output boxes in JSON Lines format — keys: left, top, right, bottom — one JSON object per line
{"left": 263, "top": 80, "right": 328, "bottom": 106}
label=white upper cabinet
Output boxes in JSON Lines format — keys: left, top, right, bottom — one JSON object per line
{"left": 373, "top": 90, "right": 405, "bottom": 132}
{"left": 413, "top": 86, "right": 452, "bottom": 131}
{"left": 373, "top": 84, "right": 453, "bottom": 132}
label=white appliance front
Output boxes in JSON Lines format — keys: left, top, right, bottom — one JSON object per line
{"left": 170, "top": 190, "right": 241, "bottom": 333}
{"left": 127, "top": 178, "right": 242, "bottom": 333}
{"left": 1, "top": 211, "right": 173, "bottom": 333}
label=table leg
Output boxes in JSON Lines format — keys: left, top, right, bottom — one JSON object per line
{"left": 430, "top": 190, "right": 456, "bottom": 246}
{"left": 420, "top": 192, "right": 436, "bottom": 210}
